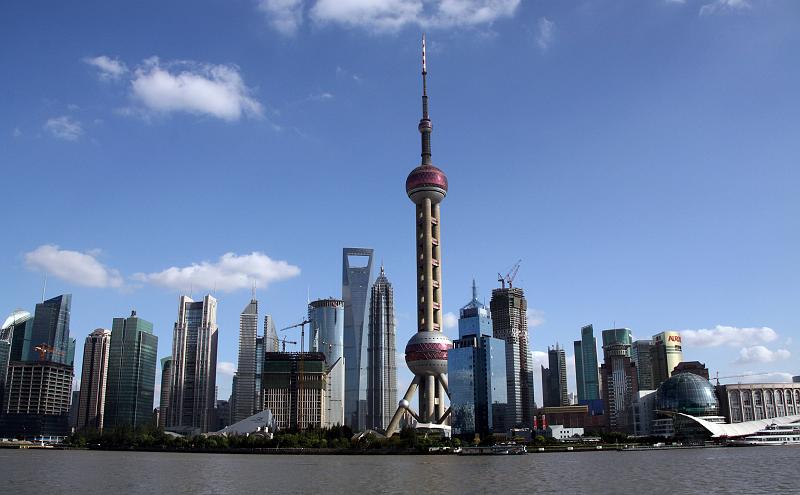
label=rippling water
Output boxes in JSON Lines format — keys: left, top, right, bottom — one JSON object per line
{"left": 2, "top": 447, "right": 799, "bottom": 494}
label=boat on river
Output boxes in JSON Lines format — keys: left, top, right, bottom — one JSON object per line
{"left": 731, "top": 423, "right": 800, "bottom": 446}
{"left": 457, "top": 443, "right": 527, "bottom": 455}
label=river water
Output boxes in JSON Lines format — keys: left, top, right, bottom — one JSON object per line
{"left": 2, "top": 447, "right": 799, "bottom": 494}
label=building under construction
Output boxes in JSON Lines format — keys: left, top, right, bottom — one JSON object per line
{"left": 261, "top": 352, "right": 328, "bottom": 430}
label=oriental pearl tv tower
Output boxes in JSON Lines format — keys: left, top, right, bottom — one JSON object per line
{"left": 386, "top": 36, "right": 452, "bottom": 436}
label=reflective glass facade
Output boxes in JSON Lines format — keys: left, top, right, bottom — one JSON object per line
{"left": 29, "top": 294, "right": 72, "bottom": 364}
{"left": 342, "top": 248, "right": 373, "bottom": 430}
{"left": 655, "top": 372, "right": 719, "bottom": 417}
{"left": 104, "top": 312, "right": 158, "bottom": 429}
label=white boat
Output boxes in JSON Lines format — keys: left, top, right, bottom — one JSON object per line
{"left": 732, "top": 423, "right": 800, "bottom": 446}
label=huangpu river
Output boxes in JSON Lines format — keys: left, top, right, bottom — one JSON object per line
{"left": 2, "top": 447, "right": 799, "bottom": 494}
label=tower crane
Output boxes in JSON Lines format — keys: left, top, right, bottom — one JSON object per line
{"left": 714, "top": 371, "right": 776, "bottom": 386}
{"left": 280, "top": 319, "right": 311, "bottom": 353}
{"left": 278, "top": 336, "right": 297, "bottom": 353}
{"left": 497, "top": 259, "right": 522, "bottom": 289}
{"left": 33, "top": 344, "right": 62, "bottom": 361}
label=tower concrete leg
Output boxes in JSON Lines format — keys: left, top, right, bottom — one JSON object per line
{"left": 385, "top": 376, "right": 421, "bottom": 437}
{"left": 426, "top": 375, "right": 436, "bottom": 422}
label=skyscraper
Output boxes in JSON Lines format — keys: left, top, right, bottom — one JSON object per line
{"left": 0, "top": 361, "right": 73, "bottom": 441}
{"left": 366, "top": 266, "right": 397, "bottom": 431}
{"left": 264, "top": 315, "right": 279, "bottom": 352}
{"left": 490, "top": 286, "right": 532, "bottom": 428}
{"left": 233, "top": 297, "right": 258, "bottom": 422}
{"left": 387, "top": 37, "right": 453, "bottom": 436}
{"left": 169, "top": 295, "right": 219, "bottom": 433}
{"left": 651, "top": 331, "right": 684, "bottom": 387}
{"left": 28, "top": 294, "right": 72, "bottom": 364}
{"left": 104, "top": 311, "right": 158, "bottom": 429}
{"left": 600, "top": 328, "right": 638, "bottom": 432}
{"left": 308, "top": 298, "right": 345, "bottom": 426}
{"left": 3, "top": 310, "right": 32, "bottom": 363}
{"left": 342, "top": 247, "right": 374, "bottom": 430}
{"left": 573, "top": 324, "right": 600, "bottom": 402}
{"left": 76, "top": 328, "right": 111, "bottom": 430}
{"left": 542, "top": 344, "right": 568, "bottom": 407}
{"left": 158, "top": 357, "right": 172, "bottom": 428}
{"left": 631, "top": 340, "right": 655, "bottom": 390}
{"left": 448, "top": 283, "right": 508, "bottom": 437}
{"left": 262, "top": 352, "right": 329, "bottom": 430}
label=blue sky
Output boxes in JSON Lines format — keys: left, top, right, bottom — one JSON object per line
{"left": 2, "top": 0, "right": 799, "bottom": 405}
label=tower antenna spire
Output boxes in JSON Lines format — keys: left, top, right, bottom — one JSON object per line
{"left": 419, "top": 34, "right": 432, "bottom": 165}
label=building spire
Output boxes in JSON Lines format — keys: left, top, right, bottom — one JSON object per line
{"left": 419, "top": 34, "right": 432, "bottom": 165}
{"left": 472, "top": 278, "right": 478, "bottom": 302}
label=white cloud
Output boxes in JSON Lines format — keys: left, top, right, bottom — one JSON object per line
{"left": 261, "top": 0, "right": 520, "bottom": 34}
{"left": 734, "top": 346, "right": 791, "bottom": 365}
{"left": 217, "top": 361, "right": 236, "bottom": 378}
{"left": 680, "top": 325, "right": 778, "bottom": 348}
{"left": 24, "top": 244, "right": 123, "bottom": 288}
{"left": 43, "top": 116, "right": 83, "bottom": 141}
{"left": 700, "top": 0, "right": 750, "bottom": 16}
{"left": 443, "top": 311, "right": 458, "bottom": 330}
{"left": 527, "top": 308, "right": 545, "bottom": 328}
{"left": 133, "top": 251, "right": 300, "bottom": 292}
{"left": 130, "top": 57, "right": 263, "bottom": 121}
{"left": 258, "top": 0, "right": 305, "bottom": 35}
{"left": 12, "top": 127, "right": 22, "bottom": 138}
{"left": 535, "top": 17, "right": 555, "bottom": 51}
{"left": 84, "top": 55, "right": 128, "bottom": 80}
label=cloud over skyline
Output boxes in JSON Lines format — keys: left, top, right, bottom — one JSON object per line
{"left": 25, "top": 245, "right": 124, "bottom": 288}
{"left": 680, "top": 325, "right": 778, "bottom": 348}
{"left": 84, "top": 55, "right": 128, "bottom": 80}
{"left": 734, "top": 345, "right": 791, "bottom": 365}
{"left": 43, "top": 116, "right": 83, "bottom": 141}
{"left": 133, "top": 251, "right": 300, "bottom": 292}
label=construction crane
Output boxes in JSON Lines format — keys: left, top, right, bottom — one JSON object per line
{"left": 714, "top": 371, "right": 776, "bottom": 386}
{"left": 280, "top": 319, "right": 311, "bottom": 353}
{"left": 497, "top": 259, "right": 522, "bottom": 289}
{"left": 33, "top": 344, "right": 60, "bottom": 361}
{"left": 278, "top": 336, "right": 297, "bottom": 353}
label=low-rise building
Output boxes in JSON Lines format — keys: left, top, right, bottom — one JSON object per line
{"left": 716, "top": 382, "right": 800, "bottom": 423}
{"left": 545, "top": 424, "right": 584, "bottom": 441}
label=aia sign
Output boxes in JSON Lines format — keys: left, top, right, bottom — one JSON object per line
{"left": 668, "top": 335, "right": 682, "bottom": 343}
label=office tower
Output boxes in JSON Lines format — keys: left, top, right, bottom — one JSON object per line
{"left": 233, "top": 297, "right": 258, "bottom": 422}
{"left": 631, "top": 340, "right": 655, "bottom": 390}
{"left": 448, "top": 283, "right": 508, "bottom": 437}
{"left": 76, "top": 328, "right": 111, "bottom": 430}
{"left": 573, "top": 324, "right": 600, "bottom": 402}
{"left": 490, "top": 286, "right": 531, "bottom": 428}
{"left": 672, "top": 361, "right": 709, "bottom": 380}
{"left": 169, "top": 295, "right": 218, "bottom": 433}
{"left": 343, "top": 247, "right": 374, "bottom": 430}
{"left": 213, "top": 399, "right": 230, "bottom": 431}
{"left": 28, "top": 294, "right": 72, "bottom": 364}
{"left": 308, "top": 298, "right": 345, "bottom": 426}
{"left": 4, "top": 310, "right": 33, "bottom": 362}
{"left": 158, "top": 357, "right": 173, "bottom": 428}
{"left": 600, "top": 328, "right": 638, "bottom": 432}
{"left": 104, "top": 311, "right": 158, "bottom": 429}
{"left": 542, "top": 345, "right": 568, "bottom": 407}
{"left": 366, "top": 266, "right": 397, "bottom": 431}
{"left": 264, "top": 315, "right": 279, "bottom": 352}
{"left": 262, "top": 352, "right": 329, "bottom": 430}
{"left": 387, "top": 37, "right": 453, "bottom": 436}
{"left": 651, "top": 331, "right": 684, "bottom": 387}
{"left": 0, "top": 312, "right": 24, "bottom": 405}
{"left": 69, "top": 390, "right": 80, "bottom": 429}
{"left": 0, "top": 361, "right": 73, "bottom": 441}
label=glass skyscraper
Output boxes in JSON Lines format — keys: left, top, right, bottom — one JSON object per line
{"left": 28, "top": 294, "right": 72, "bottom": 364}
{"left": 309, "top": 298, "right": 345, "bottom": 426}
{"left": 104, "top": 311, "right": 158, "bottom": 429}
{"left": 449, "top": 283, "right": 508, "bottom": 437}
{"left": 76, "top": 328, "right": 111, "bottom": 430}
{"left": 233, "top": 298, "right": 258, "bottom": 422}
{"left": 366, "top": 266, "right": 397, "bottom": 431}
{"left": 574, "top": 324, "right": 601, "bottom": 402}
{"left": 342, "top": 247, "right": 373, "bottom": 431}
{"left": 542, "top": 344, "right": 568, "bottom": 407}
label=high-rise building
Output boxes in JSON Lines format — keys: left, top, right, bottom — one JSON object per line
{"left": 308, "top": 298, "right": 345, "bottom": 427}
{"left": 233, "top": 297, "right": 258, "bottom": 422}
{"left": 28, "top": 294, "right": 73, "bottom": 365}
{"left": 652, "top": 331, "right": 684, "bottom": 387}
{"left": 600, "top": 328, "right": 638, "bottom": 432}
{"left": 490, "top": 286, "right": 532, "bottom": 428}
{"left": 262, "top": 352, "right": 329, "bottom": 430}
{"left": 0, "top": 361, "right": 73, "bottom": 441}
{"left": 448, "top": 283, "right": 508, "bottom": 437}
{"left": 387, "top": 37, "right": 453, "bottom": 436}
{"left": 573, "top": 324, "right": 600, "bottom": 402}
{"left": 158, "top": 357, "right": 173, "bottom": 428}
{"left": 342, "top": 247, "right": 374, "bottom": 431}
{"left": 104, "top": 311, "right": 158, "bottom": 429}
{"left": 76, "top": 328, "right": 111, "bottom": 430}
{"left": 3, "top": 310, "right": 33, "bottom": 363}
{"left": 0, "top": 313, "right": 24, "bottom": 405}
{"left": 366, "top": 266, "right": 397, "bottom": 431}
{"left": 264, "top": 315, "right": 279, "bottom": 352}
{"left": 542, "top": 345, "right": 568, "bottom": 407}
{"left": 631, "top": 340, "right": 655, "bottom": 390}
{"left": 169, "top": 295, "right": 219, "bottom": 433}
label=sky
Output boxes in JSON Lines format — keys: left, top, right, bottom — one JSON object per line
{"left": 2, "top": 0, "right": 799, "bottom": 407}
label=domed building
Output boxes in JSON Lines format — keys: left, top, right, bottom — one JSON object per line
{"left": 656, "top": 372, "right": 720, "bottom": 417}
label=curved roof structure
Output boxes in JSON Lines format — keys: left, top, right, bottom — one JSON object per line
{"left": 656, "top": 372, "right": 719, "bottom": 417}
{"left": 669, "top": 412, "right": 800, "bottom": 438}
{"left": 1, "top": 310, "right": 31, "bottom": 331}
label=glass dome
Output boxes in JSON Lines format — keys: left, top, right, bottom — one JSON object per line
{"left": 656, "top": 372, "right": 719, "bottom": 417}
